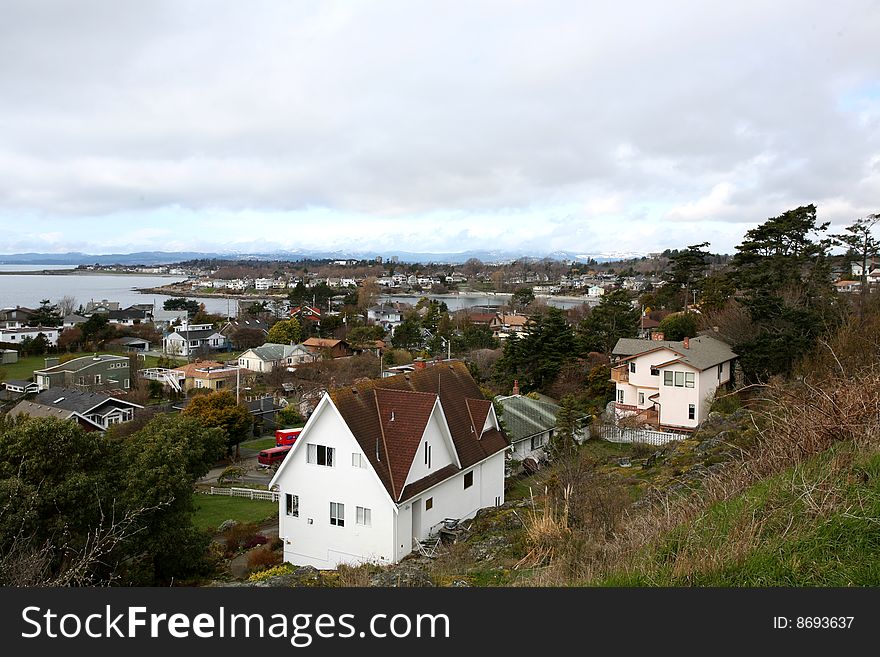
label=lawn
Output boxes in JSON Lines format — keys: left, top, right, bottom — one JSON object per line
{"left": 191, "top": 494, "right": 277, "bottom": 532}
{"left": 0, "top": 350, "right": 185, "bottom": 383}
{"left": 240, "top": 437, "right": 278, "bottom": 452}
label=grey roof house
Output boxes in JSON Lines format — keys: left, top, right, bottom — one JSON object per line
{"left": 33, "top": 354, "right": 132, "bottom": 393}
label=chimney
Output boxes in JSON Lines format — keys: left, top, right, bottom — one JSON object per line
{"left": 414, "top": 358, "right": 426, "bottom": 370}
{"left": 512, "top": 379, "right": 520, "bottom": 396}
{"left": 652, "top": 331, "right": 665, "bottom": 341}
{"left": 683, "top": 336, "right": 690, "bottom": 349}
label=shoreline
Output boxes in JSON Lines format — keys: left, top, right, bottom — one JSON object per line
{"left": 0, "top": 269, "right": 183, "bottom": 278}
{"left": 134, "top": 284, "right": 595, "bottom": 305}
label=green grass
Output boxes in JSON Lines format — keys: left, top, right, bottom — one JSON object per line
{"left": 597, "top": 445, "right": 880, "bottom": 586}
{"left": 0, "top": 351, "right": 185, "bottom": 383}
{"left": 191, "top": 494, "right": 277, "bottom": 532}
{"left": 240, "top": 437, "right": 277, "bottom": 452}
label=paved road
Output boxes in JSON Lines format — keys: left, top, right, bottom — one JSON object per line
{"left": 199, "top": 454, "right": 275, "bottom": 487}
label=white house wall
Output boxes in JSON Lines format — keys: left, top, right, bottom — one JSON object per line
{"left": 656, "top": 364, "right": 701, "bottom": 428}
{"left": 402, "top": 452, "right": 505, "bottom": 543}
{"left": 275, "top": 400, "right": 396, "bottom": 569}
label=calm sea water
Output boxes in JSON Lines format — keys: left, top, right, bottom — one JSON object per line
{"left": 0, "top": 271, "right": 237, "bottom": 316}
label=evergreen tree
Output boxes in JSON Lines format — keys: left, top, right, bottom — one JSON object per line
{"left": 832, "top": 214, "right": 880, "bottom": 315}
{"left": 730, "top": 204, "right": 836, "bottom": 380}
{"left": 577, "top": 290, "right": 640, "bottom": 354}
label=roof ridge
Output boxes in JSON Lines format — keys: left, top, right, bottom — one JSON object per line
{"left": 373, "top": 393, "right": 396, "bottom": 501}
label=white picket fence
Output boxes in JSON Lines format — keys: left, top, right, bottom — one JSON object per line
{"left": 201, "top": 486, "right": 279, "bottom": 502}
{"left": 598, "top": 424, "right": 687, "bottom": 446}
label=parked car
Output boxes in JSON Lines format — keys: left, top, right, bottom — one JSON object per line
{"left": 258, "top": 445, "right": 292, "bottom": 467}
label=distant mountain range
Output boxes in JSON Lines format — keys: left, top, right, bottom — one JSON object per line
{"left": 0, "top": 249, "right": 647, "bottom": 266}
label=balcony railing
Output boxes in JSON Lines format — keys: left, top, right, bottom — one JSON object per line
{"left": 611, "top": 365, "right": 629, "bottom": 383}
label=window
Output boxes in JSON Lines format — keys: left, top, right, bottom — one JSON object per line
{"left": 356, "top": 506, "right": 371, "bottom": 526}
{"left": 718, "top": 363, "right": 723, "bottom": 380}
{"left": 688, "top": 404, "right": 696, "bottom": 421}
{"left": 352, "top": 452, "right": 366, "bottom": 468}
{"left": 307, "top": 444, "right": 335, "bottom": 467}
{"left": 464, "top": 471, "right": 474, "bottom": 489}
{"left": 650, "top": 367, "right": 659, "bottom": 376}
{"left": 664, "top": 371, "right": 673, "bottom": 386}
{"left": 639, "top": 392, "right": 645, "bottom": 405}
{"left": 425, "top": 498, "right": 433, "bottom": 511}
{"left": 78, "top": 376, "right": 85, "bottom": 385}
{"left": 674, "top": 371, "right": 684, "bottom": 387}
{"left": 685, "top": 372, "right": 695, "bottom": 388}
{"left": 531, "top": 434, "right": 545, "bottom": 450}
{"left": 124, "top": 379, "right": 130, "bottom": 389}
{"left": 617, "top": 389, "right": 624, "bottom": 403}
{"left": 424, "top": 442, "right": 432, "bottom": 469}
{"left": 330, "top": 502, "right": 344, "bottom": 526}
{"left": 195, "top": 379, "right": 205, "bottom": 388}
{"left": 285, "top": 493, "right": 299, "bottom": 517}
{"left": 94, "top": 375, "right": 102, "bottom": 385}
{"left": 629, "top": 362, "right": 636, "bottom": 374}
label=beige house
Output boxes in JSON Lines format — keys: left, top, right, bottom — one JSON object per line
{"left": 610, "top": 335, "right": 737, "bottom": 430}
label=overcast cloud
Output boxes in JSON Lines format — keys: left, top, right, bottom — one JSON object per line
{"left": 0, "top": 0, "right": 878, "bottom": 256}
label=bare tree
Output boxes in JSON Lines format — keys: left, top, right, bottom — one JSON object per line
{"left": 56, "top": 295, "right": 77, "bottom": 316}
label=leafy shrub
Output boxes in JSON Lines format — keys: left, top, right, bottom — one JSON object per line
{"left": 630, "top": 442, "right": 655, "bottom": 459}
{"left": 243, "top": 535, "right": 269, "bottom": 550}
{"left": 248, "top": 563, "right": 294, "bottom": 583}
{"left": 247, "top": 546, "right": 282, "bottom": 572}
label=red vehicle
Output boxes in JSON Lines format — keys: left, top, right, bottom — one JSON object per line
{"left": 258, "top": 445, "right": 292, "bottom": 467}
{"left": 275, "top": 428, "right": 303, "bottom": 447}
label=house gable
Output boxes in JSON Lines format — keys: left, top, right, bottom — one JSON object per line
{"left": 269, "top": 393, "right": 396, "bottom": 510}
{"left": 402, "top": 398, "right": 460, "bottom": 489}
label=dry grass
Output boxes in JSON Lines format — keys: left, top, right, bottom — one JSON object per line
{"left": 525, "top": 361, "right": 880, "bottom": 586}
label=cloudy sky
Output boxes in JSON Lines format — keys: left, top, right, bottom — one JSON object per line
{"left": 1, "top": 0, "right": 878, "bottom": 256}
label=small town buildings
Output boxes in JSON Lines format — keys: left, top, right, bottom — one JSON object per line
{"left": 269, "top": 361, "right": 509, "bottom": 569}
{"left": 302, "top": 337, "right": 352, "bottom": 359}
{"left": 490, "top": 313, "right": 530, "bottom": 340}
{"left": 610, "top": 335, "right": 737, "bottom": 430}
{"left": 290, "top": 305, "right": 322, "bottom": 323}
{"left": 11, "top": 387, "right": 144, "bottom": 430}
{"left": 0, "top": 306, "right": 36, "bottom": 329}
{"left": 220, "top": 317, "right": 271, "bottom": 347}
{"left": 173, "top": 361, "right": 240, "bottom": 392}
{"left": 2, "top": 379, "right": 38, "bottom": 396}
{"left": 163, "top": 323, "right": 227, "bottom": 356}
{"left": 366, "top": 304, "right": 403, "bottom": 334}
{"left": 495, "top": 393, "right": 562, "bottom": 460}
{"left": 0, "top": 326, "right": 61, "bottom": 347}
{"left": 110, "top": 336, "right": 151, "bottom": 352}
{"left": 0, "top": 349, "right": 18, "bottom": 364}
{"left": 638, "top": 315, "right": 661, "bottom": 339}
{"left": 83, "top": 300, "right": 120, "bottom": 314}
{"left": 33, "top": 354, "right": 131, "bottom": 392}
{"left": 237, "top": 343, "right": 317, "bottom": 373}
{"left": 62, "top": 314, "right": 88, "bottom": 329}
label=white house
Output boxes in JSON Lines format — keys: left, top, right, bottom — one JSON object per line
{"left": 237, "top": 343, "right": 317, "bottom": 372}
{"left": 611, "top": 335, "right": 737, "bottom": 430}
{"left": 0, "top": 326, "right": 60, "bottom": 346}
{"left": 269, "top": 361, "right": 510, "bottom": 570}
{"left": 163, "top": 323, "right": 227, "bottom": 356}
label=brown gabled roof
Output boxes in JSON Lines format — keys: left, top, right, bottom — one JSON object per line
{"left": 303, "top": 337, "right": 343, "bottom": 348}
{"left": 375, "top": 388, "right": 437, "bottom": 500}
{"left": 465, "top": 398, "right": 492, "bottom": 437}
{"left": 330, "top": 360, "right": 509, "bottom": 502}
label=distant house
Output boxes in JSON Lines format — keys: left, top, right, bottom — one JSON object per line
{"left": 587, "top": 285, "right": 606, "bottom": 298}
{"left": 220, "top": 318, "right": 271, "bottom": 347}
{"left": 269, "top": 361, "right": 509, "bottom": 569}
{"left": 0, "top": 306, "right": 36, "bottom": 329}
{"left": 639, "top": 315, "right": 661, "bottom": 339}
{"left": 611, "top": 335, "right": 737, "bottom": 430}
{"left": 33, "top": 354, "right": 131, "bottom": 392}
{"left": 163, "top": 323, "right": 227, "bottom": 356}
{"left": 290, "top": 305, "right": 322, "bottom": 323}
{"left": 83, "top": 300, "right": 120, "bottom": 315}
{"left": 0, "top": 326, "right": 61, "bottom": 347}
{"left": 366, "top": 304, "right": 403, "bottom": 334}
{"left": 106, "top": 307, "right": 150, "bottom": 326}
{"left": 0, "top": 349, "right": 18, "bottom": 364}
{"left": 490, "top": 313, "right": 530, "bottom": 340}
{"left": 237, "top": 343, "right": 317, "bottom": 373}
{"left": 62, "top": 314, "right": 88, "bottom": 329}
{"left": 302, "top": 337, "right": 352, "bottom": 359}
{"left": 835, "top": 280, "right": 861, "bottom": 293}
{"left": 1, "top": 379, "right": 38, "bottom": 399}
{"left": 173, "top": 361, "right": 240, "bottom": 392}
{"left": 110, "top": 336, "right": 151, "bottom": 352}
{"left": 18, "top": 387, "right": 143, "bottom": 430}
